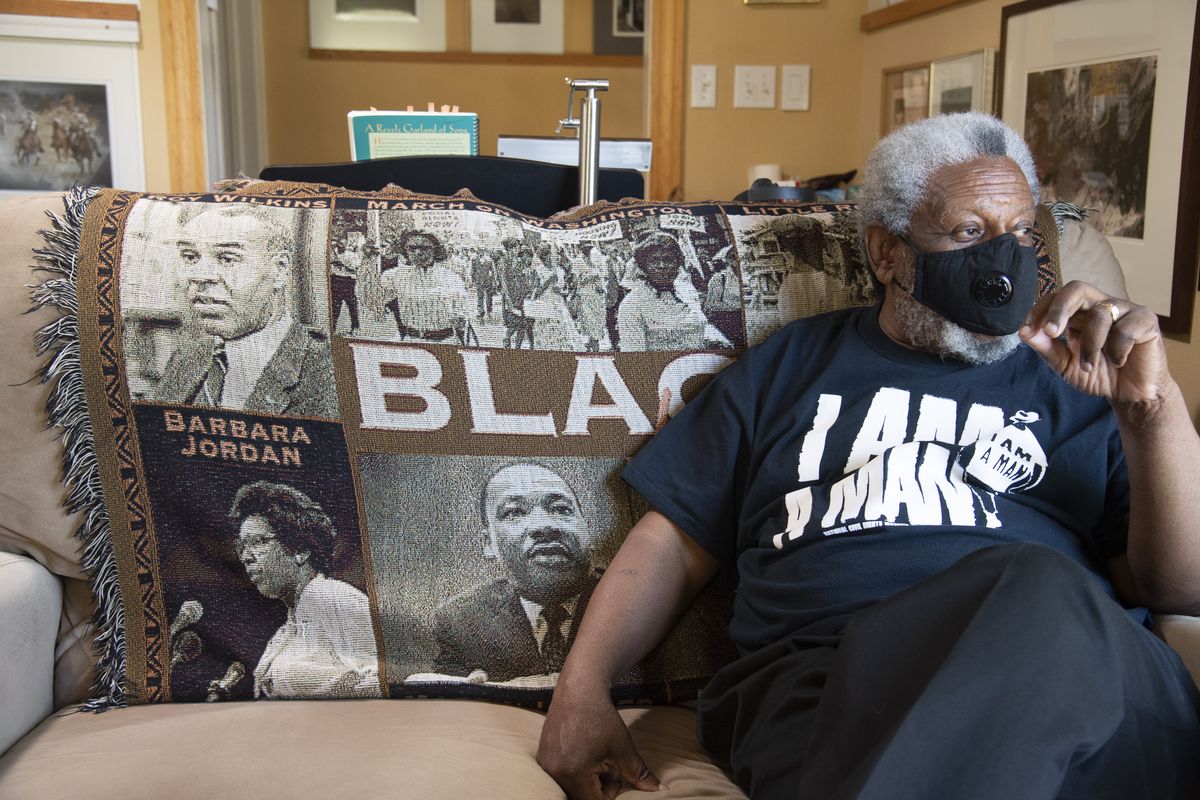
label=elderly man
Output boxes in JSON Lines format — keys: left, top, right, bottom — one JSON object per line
{"left": 537, "top": 113, "right": 1200, "bottom": 799}
{"left": 433, "top": 463, "right": 601, "bottom": 681}
{"left": 155, "top": 206, "right": 337, "bottom": 418}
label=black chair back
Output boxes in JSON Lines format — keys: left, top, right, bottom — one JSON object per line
{"left": 259, "top": 155, "right": 645, "bottom": 218}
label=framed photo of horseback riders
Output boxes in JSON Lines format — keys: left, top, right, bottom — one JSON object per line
{"left": 0, "top": 37, "right": 144, "bottom": 194}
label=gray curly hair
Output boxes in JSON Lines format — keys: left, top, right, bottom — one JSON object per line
{"left": 856, "top": 113, "right": 1039, "bottom": 251}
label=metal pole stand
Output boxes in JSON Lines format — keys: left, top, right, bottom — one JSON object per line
{"left": 557, "top": 78, "right": 609, "bottom": 208}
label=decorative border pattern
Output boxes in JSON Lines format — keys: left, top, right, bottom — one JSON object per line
{"left": 94, "top": 189, "right": 168, "bottom": 701}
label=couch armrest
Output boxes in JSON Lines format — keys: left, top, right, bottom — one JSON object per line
{"left": 0, "top": 552, "right": 62, "bottom": 756}
{"left": 1157, "top": 615, "right": 1200, "bottom": 690}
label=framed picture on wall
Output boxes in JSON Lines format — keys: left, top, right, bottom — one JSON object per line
{"left": 929, "top": 49, "right": 995, "bottom": 116}
{"left": 881, "top": 63, "right": 929, "bottom": 136}
{"left": 308, "top": 0, "right": 447, "bottom": 52}
{"left": 470, "top": 0, "right": 564, "bottom": 54}
{"left": 999, "top": 0, "right": 1200, "bottom": 334}
{"left": 0, "top": 39, "right": 144, "bottom": 194}
{"left": 0, "top": 79, "right": 112, "bottom": 191}
{"left": 594, "top": 0, "right": 643, "bottom": 56}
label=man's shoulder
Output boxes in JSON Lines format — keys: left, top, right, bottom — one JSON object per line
{"left": 294, "top": 320, "right": 329, "bottom": 341}
{"left": 580, "top": 569, "right": 603, "bottom": 598}
{"left": 155, "top": 335, "right": 213, "bottom": 400}
{"left": 163, "top": 333, "right": 213, "bottom": 362}
{"left": 437, "top": 578, "right": 516, "bottom": 617}
{"left": 738, "top": 305, "right": 869, "bottom": 372}
{"left": 278, "top": 320, "right": 330, "bottom": 359}
{"left": 247, "top": 320, "right": 336, "bottom": 415}
{"left": 775, "top": 305, "right": 867, "bottom": 339}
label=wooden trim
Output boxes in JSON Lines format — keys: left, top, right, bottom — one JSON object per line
{"left": 860, "top": 0, "right": 975, "bottom": 32}
{"left": 309, "top": 49, "right": 642, "bottom": 67}
{"left": 647, "top": 0, "right": 684, "bottom": 201}
{"left": 0, "top": 0, "right": 138, "bottom": 21}
{"left": 160, "top": 0, "right": 206, "bottom": 192}
{"left": 1173, "top": 5, "right": 1200, "bottom": 331}
{"left": 879, "top": 61, "right": 930, "bottom": 137}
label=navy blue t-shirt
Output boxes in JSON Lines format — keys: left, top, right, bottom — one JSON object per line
{"left": 623, "top": 306, "right": 1132, "bottom": 655}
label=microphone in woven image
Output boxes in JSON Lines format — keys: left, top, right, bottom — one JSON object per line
{"left": 169, "top": 599, "right": 205, "bottom": 667}
{"left": 206, "top": 662, "right": 246, "bottom": 702}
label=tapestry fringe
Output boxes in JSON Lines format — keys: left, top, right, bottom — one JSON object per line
{"left": 1046, "top": 201, "right": 1089, "bottom": 237}
{"left": 30, "top": 186, "right": 127, "bottom": 711}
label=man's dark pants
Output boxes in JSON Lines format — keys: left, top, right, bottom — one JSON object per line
{"left": 331, "top": 274, "right": 359, "bottom": 330}
{"left": 698, "top": 543, "right": 1200, "bottom": 799}
{"left": 476, "top": 282, "right": 493, "bottom": 317}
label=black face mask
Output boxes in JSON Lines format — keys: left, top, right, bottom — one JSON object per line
{"left": 902, "top": 232, "right": 1039, "bottom": 336}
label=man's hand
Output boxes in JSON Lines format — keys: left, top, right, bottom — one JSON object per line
{"left": 535, "top": 512, "right": 717, "bottom": 797}
{"left": 1019, "top": 281, "right": 1172, "bottom": 407}
{"left": 537, "top": 680, "right": 663, "bottom": 800}
{"left": 1022, "top": 281, "right": 1200, "bottom": 613}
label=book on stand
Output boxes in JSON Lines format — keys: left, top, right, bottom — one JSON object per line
{"left": 347, "top": 109, "right": 479, "bottom": 160}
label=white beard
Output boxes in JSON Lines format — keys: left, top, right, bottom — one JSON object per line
{"left": 893, "top": 286, "right": 1021, "bottom": 365}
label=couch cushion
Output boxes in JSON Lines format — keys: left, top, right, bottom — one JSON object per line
{"left": 1157, "top": 615, "right": 1200, "bottom": 690}
{"left": 53, "top": 577, "right": 97, "bottom": 709}
{"left": 0, "top": 553, "right": 61, "bottom": 756}
{"left": 0, "top": 195, "right": 103, "bottom": 710}
{"left": 0, "top": 194, "right": 86, "bottom": 581}
{"left": 0, "top": 700, "right": 746, "bottom": 799}
{"left": 1057, "top": 215, "right": 1129, "bottom": 299}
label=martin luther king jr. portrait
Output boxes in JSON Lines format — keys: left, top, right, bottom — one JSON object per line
{"left": 433, "top": 462, "right": 603, "bottom": 682}
{"left": 118, "top": 200, "right": 337, "bottom": 418}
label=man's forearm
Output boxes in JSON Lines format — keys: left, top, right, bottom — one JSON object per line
{"left": 557, "top": 510, "right": 720, "bottom": 693}
{"left": 1115, "top": 380, "right": 1200, "bottom": 613}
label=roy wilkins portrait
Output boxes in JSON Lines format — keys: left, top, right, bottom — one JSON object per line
{"left": 150, "top": 205, "right": 338, "bottom": 419}
{"left": 432, "top": 462, "right": 604, "bottom": 682}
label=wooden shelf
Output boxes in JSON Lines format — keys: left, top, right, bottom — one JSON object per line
{"left": 309, "top": 49, "right": 642, "bottom": 68}
{"left": 0, "top": 0, "right": 138, "bottom": 21}
{"left": 860, "top": 0, "right": 975, "bottom": 32}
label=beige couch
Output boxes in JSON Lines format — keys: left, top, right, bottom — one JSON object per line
{"left": 0, "top": 192, "right": 1196, "bottom": 800}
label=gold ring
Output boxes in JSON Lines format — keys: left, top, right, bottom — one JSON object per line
{"left": 1098, "top": 300, "right": 1121, "bottom": 323}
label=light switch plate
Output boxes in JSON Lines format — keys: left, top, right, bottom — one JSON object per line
{"left": 781, "top": 64, "right": 811, "bottom": 111}
{"left": 734, "top": 65, "right": 776, "bottom": 109}
{"left": 691, "top": 64, "right": 717, "bottom": 108}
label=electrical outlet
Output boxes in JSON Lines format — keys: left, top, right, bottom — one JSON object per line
{"left": 734, "top": 65, "right": 776, "bottom": 109}
{"left": 691, "top": 64, "right": 717, "bottom": 108}
{"left": 781, "top": 64, "right": 811, "bottom": 111}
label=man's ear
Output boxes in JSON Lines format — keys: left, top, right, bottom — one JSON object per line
{"left": 481, "top": 526, "right": 498, "bottom": 560}
{"left": 864, "top": 225, "right": 908, "bottom": 287}
{"left": 272, "top": 252, "right": 291, "bottom": 291}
